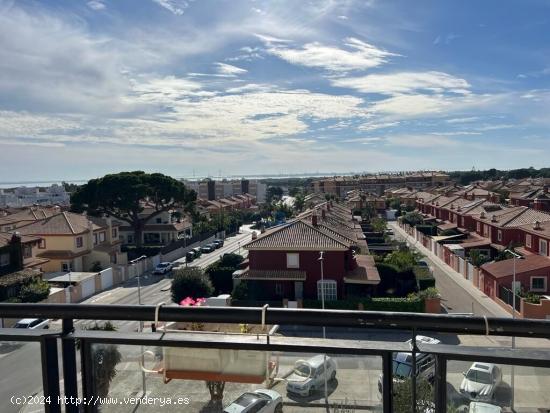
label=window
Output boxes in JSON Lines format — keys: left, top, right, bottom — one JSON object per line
{"left": 526, "top": 234, "right": 532, "bottom": 248}
{"left": 93, "top": 233, "right": 98, "bottom": 245}
{"left": 497, "top": 230, "right": 502, "bottom": 242}
{"left": 112, "top": 228, "right": 117, "bottom": 238}
{"left": 23, "top": 245, "right": 32, "bottom": 259}
{"left": 275, "top": 283, "right": 283, "bottom": 296}
{"left": 531, "top": 277, "right": 546, "bottom": 292}
{"left": 39, "top": 239, "right": 46, "bottom": 249}
{"left": 156, "top": 217, "right": 162, "bottom": 223}
{"left": 76, "top": 236, "right": 83, "bottom": 248}
{"left": 476, "top": 222, "right": 480, "bottom": 232}
{"left": 540, "top": 239, "right": 549, "bottom": 257}
{"left": 286, "top": 253, "right": 299, "bottom": 268}
{"left": 62, "top": 262, "right": 73, "bottom": 272}
{"left": 317, "top": 280, "right": 337, "bottom": 301}
{"left": 0, "top": 253, "right": 9, "bottom": 267}
{"left": 99, "top": 232, "right": 106, "bottom": 243}
{"left": 127, "top": 234, "right": 134, "bottom": 244}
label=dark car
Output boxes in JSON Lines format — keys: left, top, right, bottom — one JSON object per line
{"left": 213, "top": 239, "right": 224, "bottom": 248}
{"left": 192, "top": 247, "right": 202, "bottom": 258}
{"left": 201, "top": 245, "right": 214, "bottom": 253}
{"left": 185, "top": 250, "right": 195, "bottom": 262}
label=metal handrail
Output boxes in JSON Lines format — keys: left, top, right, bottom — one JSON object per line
{"left": 2, "top": 303, "right": 550, "bottom": 338}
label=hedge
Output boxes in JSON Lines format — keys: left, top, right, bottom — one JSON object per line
{"left": 413, "top": 266, "right": 436, "bottom": 290}
{"left": 303, "top": 297, "right": 424, "bottom": 313}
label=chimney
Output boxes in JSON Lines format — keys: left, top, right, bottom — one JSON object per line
{"left": 312, "top": 213, "right": 318, "bottom": 227}
{"left": 480, "top": 211, "right": 486, "bottom": 219}
{"left": 327, "top": 202, "right": 331, "bottom": 211}
{"left": 321, "top": 209, "right": 326, "bottom": 220}
{"left": 533, "top": 220, "right": 542, "bottom": 230}
{"left": 491, "top": 214, "right": 497, "bottom": 223}
{"left": 251, "top": 231, "right": 257, "bottom": 240}
{"left": 260, "top": 225, "right": 266, "bottom": 234}
{"left": 9, "top": 232, "right": 24, "bottom": 270}
{"left": 450, "top": 204, "right": 455, "bottom": 210}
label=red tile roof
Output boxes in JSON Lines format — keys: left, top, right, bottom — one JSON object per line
{"left": 481, "top": 254, "right": 550, "bottom": 279}
{"left": 17, "top": 212, "right": 100, "bottom": 235}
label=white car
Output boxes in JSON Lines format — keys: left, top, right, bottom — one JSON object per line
{"left": 152, "top": 262, "right": 173, "bottom": 275}
{"left": 286, "top": 355, "right": 337, "bottom": 397}
{"left": 468, "top": 402, "right": 502, "bottom": 413}
{"left": 14, "top": 318, "right": 50, "bottom": 329}
{"left": 223, "top": 389, "right": 282, "bottom": 413}
{"left": 460, "top": 362, "right": 502, "bottom": 402}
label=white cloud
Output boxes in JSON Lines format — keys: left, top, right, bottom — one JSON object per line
{"left": 446, "top": 116, "right": 480, "bottom": 123}
{"left": 215, "top": 63, "right": 248, "bottom": 76}
{"left": 151, "top": 0, "right": 189, "bottom": 15}
{"left": 385, "top": 134, "right": 459, "bottom": 148}
{"left": 332, "top": 71, "right": 470, "bottom": 95}
{"left": 341, "top": 137, "right": 382, "bottom": 143}
{"left": 265, "top": 37, "right": 397, "bottom": 72}
{"left": 359, "top": 121, "right": 400, "bottom": 131}
{"left": 87, "top": 1, "right": 106, "bottom": 11}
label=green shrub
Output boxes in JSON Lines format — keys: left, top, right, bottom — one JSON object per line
{"left": 416, "top": 287, "right": 440, "bottom": 299}
{"left": 171, "top": 267, "right": 214, "bottom": 303}
{"left": 206, "top": 266, "right": 236, "bottom": 295}
{"left": 18, "top": 280, "right": 50, "bottom": 303}
{"left": 414, "top": 266, "right": 436, "bottom": 290}
{"left": 522, "top": 292, "right": 541, "bottom": 304}
{"left": 303, "top": 297, "right": 424, "bottom": 313}
{"left": 231, "top": 281, "right": 249, "bottom": 300}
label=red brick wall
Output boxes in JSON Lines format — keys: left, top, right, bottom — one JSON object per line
{"left": 248, "top": 249, "right": 349, "bottom": 299}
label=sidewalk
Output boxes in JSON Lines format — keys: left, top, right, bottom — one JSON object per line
{"left": 389, "top": 222, "right": 509, "bottom": 318}
{"left": 389, "top": 222, "right": 550, "bottom": 349}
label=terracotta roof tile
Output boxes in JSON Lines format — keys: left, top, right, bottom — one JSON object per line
{"left": 17, "top": 212, "right": 99, "bottom": 235}
{"left": 481, "top": 254, "right": 550, "bottom": 279}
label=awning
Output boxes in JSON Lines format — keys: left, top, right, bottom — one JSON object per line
{"left": 431, "top": 234, "right": 465, "bottom": 242}
{"left": 459, "top": 239, "right": 491, "bottom": 248}
{"left": 232, "top": 269, "right": 306, "bottom": 281}
{"left": 344, "top": 255, "right": 381, "bottom": 285}
{"left": 437, "top": 222, "right": 458, "bottom": 231}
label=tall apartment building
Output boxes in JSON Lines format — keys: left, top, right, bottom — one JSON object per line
{"left": 312, "top": 172, "right": 450, "bottom": 197}
{"left": 182, "top": 178, "right": 267, "bottom": 203}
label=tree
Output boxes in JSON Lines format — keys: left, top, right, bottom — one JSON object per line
{"left": 371, "top": 217, "right": 388, "bottom": 233}
{"left": 206, "top": 254, "right": 244, "bottom": 294}
{"left": 19, "top": 280, "right": 50, "bottom": 303}
{"left": 384, "top": 250, "right": 420, "bottom": 272}
{"left": 293, "top": 193, "right": 305, "bottom": 213}
{"left": 401, "top": 211, "right": 424, "bottom": 227}
{"left": 393, "top": 378, "right": 433, "bottom": 413}
{"left": 171, "top": 267, "right": 214, "bottom": 303}
{"left": 231, "top": 281, "right": 249, "bottom": 300}
{"left": 85, "top": 322, "right": 122, "bottom": 401}
{"left": 266, "top": 186, "right": 283, "bottom": 202}
{"left": 469, "top": 249, "right": 489, "bottom": 267}
{"left": 71, "top": 171, "right": 196, "bottom": 248}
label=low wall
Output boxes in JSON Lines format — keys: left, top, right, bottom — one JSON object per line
{"left": 521, "top": 298, "right": 550, "bottom": 319}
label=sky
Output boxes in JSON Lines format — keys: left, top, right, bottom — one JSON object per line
{"left": 1, "top": 0, "right": 550, "bottom": 182}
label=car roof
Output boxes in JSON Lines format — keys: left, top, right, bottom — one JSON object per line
{"left": 304, "top": 354, "right": 333, "bottom": 367}
{"left": 407, "top": 335, "right": 440, "bottom": 345}
{"left": 17, "top": 318, "right": 38, "bottom": 324}
{"left": 470, "top": 362, "right": 495, "bottom": 372}
{"left": 469, "top": 402, "right": 502, "bottom": 413}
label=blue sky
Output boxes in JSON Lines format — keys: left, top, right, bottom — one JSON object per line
{"left": 1, "top": 0, "right": 549, "bottom": 181}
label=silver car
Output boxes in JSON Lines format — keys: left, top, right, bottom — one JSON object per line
{"left": 223, "top": 389, "right": 282, "bottom": 413}
{"left": 286, "top": 355, "right": 337, "bottom": 397}
{"left": 460, "top": 362, "right": 502, "bottom": 402}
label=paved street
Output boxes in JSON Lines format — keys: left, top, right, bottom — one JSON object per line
{"left": 0, "top": 229, "right": 252, "bottom": 413}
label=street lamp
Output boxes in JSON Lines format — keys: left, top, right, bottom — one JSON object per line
{"left": 318, "top": 251, "right": 328, "bottom": 405}
{"left": 505, "top": 248, "right": 522, "bottom": 411}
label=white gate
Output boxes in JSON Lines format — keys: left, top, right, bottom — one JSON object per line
{"left": 458, "top": 258, "right": 465, "bottom": 276}
{"left": 467, "top": 263, "right": 474, "bottom": 282}
{"left": 100, "top": 268, "right": 113, "bottom": 290}
{"left": 80, "top": 277, "right": 95, "bottom": 299}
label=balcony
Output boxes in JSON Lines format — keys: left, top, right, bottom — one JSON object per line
{"left": 1, "top": 304, "right": 550, "bottom": 412}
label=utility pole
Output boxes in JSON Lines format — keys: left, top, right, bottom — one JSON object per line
{"left": 318, "top": 251, "right": 328, "bottom": 405}
{"left": 505, "top": 248, "right": 521, "bottom": 412}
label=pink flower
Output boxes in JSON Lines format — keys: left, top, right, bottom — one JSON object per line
{"left": 179, "top": 297, "right": 195, "bottom": 306}
{"left": 195, "top": 298, "right": 206, "bottom": 306}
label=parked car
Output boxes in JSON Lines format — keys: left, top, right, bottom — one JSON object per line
{"left": 460, "top": 362, "right": 502, "bottom": 402}
{"left": 14, "top": 318, "right": 49, "bottom": 329}
{"left": 378, "top": 335, "right": 440, "bottom": 394}
{"left": 467, "top": 402, "right": 502, "bottom": 413}
{"left": 213, "top": 238, "right": 224, "bottom": 248}
{"left": 152, "top": 262, "right": 173, "bottom": 275}
{"left": 286, "top": 354, "right": 337, "bottom": 397}
{"left": 185, "top": 250, "right": 195, "bottom": 262}
{"left": 223, "top": 389, "right": 283, "bottom": 413}
{"left": 201, "top": 245, "right": 214, "bottom": 253}
{"left": 192, "top": 247, "right": 202, "bottom": 258}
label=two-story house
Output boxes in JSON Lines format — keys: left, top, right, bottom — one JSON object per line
{"left": 234, "top": 213, "right": 379, "bottom": 301}
{"left": 16, "top": 212, "right": 101, "bottom": 273}
{"left": 0, "top": 232, "right": 47, "bottom": 276}
{"left": 0, "top": 206, "right": 59, "bottom": 232}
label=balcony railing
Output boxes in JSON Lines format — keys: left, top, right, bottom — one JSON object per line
{"left": 1, "top": 304, "right": 550, "bottom": 413}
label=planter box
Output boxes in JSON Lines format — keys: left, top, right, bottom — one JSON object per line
{"left": 424, "top": 297, "right": 441, "bottom": 314}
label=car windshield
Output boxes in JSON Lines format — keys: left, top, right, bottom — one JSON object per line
{"left": 393, "top": 361, "right": 412, "bottom": 378}
{"left": 234, "top": 393, "right": 259, "bottom": 407}
{"left": 295, "top": 363, "right": 314, "bottom": 377}
{"left": 15, "top": 323, "right": 29, "bottom": 328}
{"left": 466, "top": 369, "right": 492, "bottom": 384}
{"left": 157, "top": 263, "right": 169, "bottom": 268}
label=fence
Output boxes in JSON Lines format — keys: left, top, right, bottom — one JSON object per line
{"left": 498, "top": 285, "right": 522, "bottom": 312}
{"left": 2, "top": 304, "right": 550, "bottom": 413}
